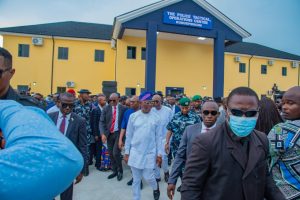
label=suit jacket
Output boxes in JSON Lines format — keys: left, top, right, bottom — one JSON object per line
{"left": 48, "top": 111, "right": 88, "bottom": 172}
{"left": 99, "top": 104, "right": 126, "bottom": 137}
{"left": 91, "top": 106, "right": 102, "bottom": 137}
{"left": 168, "top": 122, "right": 202, "bottom": 185}
{"left": 181, "top": 122, "right": 284, "bottom": 200}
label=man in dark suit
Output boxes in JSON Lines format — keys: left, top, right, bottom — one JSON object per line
{"left": 181, "top": 87, "right": 284, "bottom": 200}
{"left": 48, "top": 92, "right": 87, "bottom": 200}
{"left": 90, "top": 94, "right": 107, "bottom": 170}
{"left": 167, "top": 101, "right": 220, "bottom": 198}
{"left": 100, "top": 93, "right": 126, "bottom": 181}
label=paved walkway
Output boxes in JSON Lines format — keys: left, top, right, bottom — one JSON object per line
{"left": 56, "top": 163, "right": 181, "bottom": 200}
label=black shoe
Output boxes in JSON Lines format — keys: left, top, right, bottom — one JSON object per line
{"left": 83, "top": 167, "right": 89, "bottom": 176}
{"left": 107, "top": 172, "right": 117, "bottom": 179}
{"left": 168, "top": 158, "right": 172, "bottom": 166}
{"left": 153, "top": 188, "right": 160, "bottom": 200}
{"left": 156, "top": 178, "right": 161, "bottom": 182}
{"left": 117, "top": 172, "right": 123, "bottom": 181}
{"left": 127, "top": 178, "right": 133, "bottom": 186}
{"left": 177, "top": 185, "right": 181, "bottom": 192}
{"left": 140, "top": 181, "right": 143, "bottom": 189}
{"left": 164, "top": 172, "right": 169, "bottom": 182}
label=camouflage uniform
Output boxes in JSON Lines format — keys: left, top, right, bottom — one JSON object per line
{"left": 166, "top": 111, "right": 200, "bottom": 158}
{"left": 74, "top": 100, "right": 93, "bottom": 145}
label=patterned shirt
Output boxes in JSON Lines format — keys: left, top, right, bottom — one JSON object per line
{"left": 268, "top": 120, "right": 300, "bottom": 200}
{"left": 167, "top": 111, "right": 200, "bottom": 157}
{"left": 74, "top": 100, "right": 93, "bottom": 144}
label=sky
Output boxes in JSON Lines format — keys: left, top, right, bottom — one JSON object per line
{"left": 0, "top": 0, "right": 299, "bottom": 55}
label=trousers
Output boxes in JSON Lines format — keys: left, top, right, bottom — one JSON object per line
{"left": 131, "top": 167, "right": 158, "bottom": 200}
{"left": 154, "top": 154, "right": 169, "bottom": 179}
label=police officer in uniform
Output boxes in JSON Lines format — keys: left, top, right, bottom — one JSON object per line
{"left": 0, "top": 47, "right": 41, "bottom": 108}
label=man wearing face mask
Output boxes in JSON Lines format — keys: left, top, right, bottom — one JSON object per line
{"left": 181, "top": 87, "right": 284, "bottom": 200}
{"left": 268, "top": 86, "right": 300, "bottom": 199}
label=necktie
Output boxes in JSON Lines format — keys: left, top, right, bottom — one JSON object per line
{"left": 110, "top": 106, "right": 117, "bottom": 133}
{"left": 59, "top": 115, "right": 66, "bottom": 134}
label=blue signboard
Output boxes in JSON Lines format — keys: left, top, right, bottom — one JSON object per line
{"left": 163, "top": 11, "right": 212, "bottom": 30}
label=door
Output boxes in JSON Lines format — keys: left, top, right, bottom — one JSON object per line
{"left": 166, "top": 87, "right": 184, "bottom": 96}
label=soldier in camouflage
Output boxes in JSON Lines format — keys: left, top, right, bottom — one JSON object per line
{"left": 74, "top": 89, "right": 93, "bottom": 176}
{"left": 165, "top": 97, "right": 201, "bottom": 159}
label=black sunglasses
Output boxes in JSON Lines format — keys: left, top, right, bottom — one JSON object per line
{"left": 229, "top": 108, "right": 258, "bottom": 117}
{"left": 202, "top": 110, "right": 218, "bottom": 116}
{"left": 109, "top": 99, "right": 117, "bottom": 103}
{"left": 61, "top": 103, "right": 74, "bottom": 109}
{"left": 0, "top": 68, "right": 11, "bottom": 78}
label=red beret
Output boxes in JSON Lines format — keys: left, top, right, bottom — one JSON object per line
{"left": 67, "top": 89, "right": 76, "bottom": 96}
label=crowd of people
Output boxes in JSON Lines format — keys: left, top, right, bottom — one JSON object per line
{"left": 1, "top": 46, "right": 300, "bottom": 200}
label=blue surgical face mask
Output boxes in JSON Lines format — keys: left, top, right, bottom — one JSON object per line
{"left": 229, "top": 115, "right": 257, "bottom": 137}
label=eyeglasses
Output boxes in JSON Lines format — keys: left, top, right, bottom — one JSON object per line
{"left": 143, "top": 101, "right": 153, "bottom": 105}
{"left": 0, "top": 68, "right": 11, "bottom": 78}
{"left": 228, "top": 108, "right": 259, "bottom": 117}
{"left": 152, "top": 100, "right": 160, "bottom": 104}
{"left": 109, "top": 99, "right": 117, "bottom": 103}
{"left": 61, "top": 103, "right": 74, "bottom": 109}
{"left": 202, "top": 110, "right": 218, "bottom": 116}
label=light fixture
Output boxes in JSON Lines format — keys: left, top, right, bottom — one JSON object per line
{"left": 137, "top": 83, "right": 140, "bottom": 88}
{"left": 156, "top": 32, "right": 160, "bottom": 35}
{"left": 202, "top": 86, "right": 207, "bottom": 90}
{"left": 197, "top": 37, "right": 206, "bottom": 40}
{"left": 33, "top": 82, "right": 37, "bottom": 86}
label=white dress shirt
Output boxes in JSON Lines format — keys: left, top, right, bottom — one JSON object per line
{"left": 56, "top": 111, "right": 71, "bottom": 135}
{"left": 111, "top": 105, "right": 119, "bottom": 132}
{"left": 47, "top": 105, "right": 59, "bottom": 114}
{"left": 201, "top": 122, "right": 216, "bottom": 133}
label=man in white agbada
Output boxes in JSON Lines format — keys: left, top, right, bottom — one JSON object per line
{"left": 151, "top": 94, "right": 173, "bottom": 183}
{"left": 124, "top": 91, "right": 162, "bottom": 200}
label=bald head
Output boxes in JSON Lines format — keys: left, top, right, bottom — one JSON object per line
{"left": 281, "top": 86, "right": 300, "bottom": 120}
{"left": 152, "top": 94, "right": 162, "bottom": 101}
{"left": 283, "top": 86, "right": 300, "bottom": 101}
{"left": 201, "top": 101, "right": 219, "bottom": 128}
{"left": 131, "top": 95, "right": 139, "bottom": 102}
{"left": 109, "top": 93, "right": 119, "bottom": 106}
{"left": 152, "top": 94, "right": 162, "bottom": 110}
{"left": 130, "top": 95, "right": 140, "bottom": 110}
{"left": 110, "top": 93, "right": 119, "bottom": 99}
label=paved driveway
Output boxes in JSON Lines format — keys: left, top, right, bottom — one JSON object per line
{"left": 56, "top": 164, "right": 181, "bottom": 200}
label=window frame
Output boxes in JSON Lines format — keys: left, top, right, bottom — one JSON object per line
{"left": 261, "top": 65, "right": 267, "bottom": 74}
{"left": 94, "top": 49, "right": 105, "bottom": 62}
{"left": 58, "top": 47, "right": 69, "bottom": 60}
{"left": 239, "top": 63, "right": 246, "bottom": 73}
{"left": 141, "top": 47, "right": 146, "bottom": 60}
{"left": 282, "top": 67, "right": 287, "bottom": 76}
{"left": 18, "top": 44, "right": 30, "bottom": 57}
{"left": 127, "top": 46, "right": 136, "bottom": 59}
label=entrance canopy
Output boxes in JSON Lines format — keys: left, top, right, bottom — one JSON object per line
{"left": 112, "top": 0, "right": 251, "bottom": 98}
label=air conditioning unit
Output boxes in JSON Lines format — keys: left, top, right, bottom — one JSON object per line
{"left": 66, "top": 81, "right": 75, "bottom": 88}
{"left": 291, "top": 61, "right": 299, "bottom": 68}
{"left": 234, "top": 56, "right": 241, "bottom": 62}
{"left": 32, "top": 37, "right": 43, "bottom": 46}
{"left": 111, "top": 39, "right": 116, "bottom": 49}
{"left": 267, "top": 60, "right": 274, "bottom": 66}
